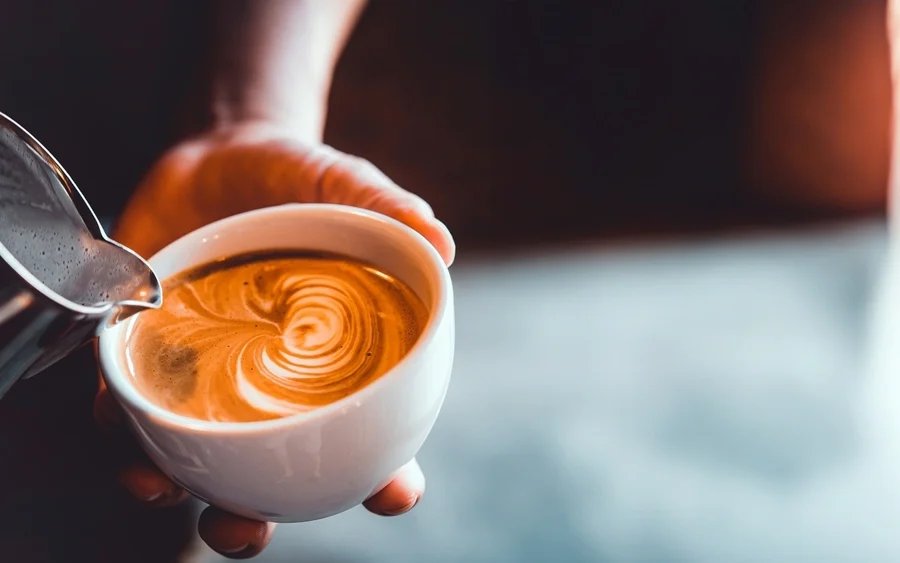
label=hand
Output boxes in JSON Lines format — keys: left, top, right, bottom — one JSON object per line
{"left": 113, "top": 121, "right": 455, "bottom": 263}
{"left": 95, "top": 121, "right": 454, "bottom": 559}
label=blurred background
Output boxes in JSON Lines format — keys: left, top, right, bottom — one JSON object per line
{"left": 1, "top": 0, "right": 899, "bottom": 561}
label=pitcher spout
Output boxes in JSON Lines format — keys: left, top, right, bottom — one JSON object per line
{"left": 0, "top": 110, "right": 162, "bottom": 396}
{"left": 103, "top": 241, "right": 162, "bottom": 327}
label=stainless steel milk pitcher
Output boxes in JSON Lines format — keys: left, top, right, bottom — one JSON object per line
{"left": 0, "top": 112, "right": 161, "bottom": 397}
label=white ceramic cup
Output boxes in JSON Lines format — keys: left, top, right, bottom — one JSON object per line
{"left": 97, "top": 204, "right": 455, "bottom": 523}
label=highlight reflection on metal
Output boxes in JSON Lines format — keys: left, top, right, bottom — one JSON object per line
{"left": 0, "top": 111, "right": 161, "bottom": 398}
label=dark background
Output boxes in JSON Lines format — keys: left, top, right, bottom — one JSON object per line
{"left": 0, "top": 1, "right": 889, "bottom": 251}
{"left": 0, "top": 1, "right": 892, "bottom": 561}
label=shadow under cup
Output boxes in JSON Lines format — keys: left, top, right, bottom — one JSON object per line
{"left": 97, "top": 204, "right": 455, "bottom": 523}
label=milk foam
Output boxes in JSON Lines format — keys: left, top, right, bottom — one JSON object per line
{"left": 125, "top": 253, "right": 428, "bottom": 423}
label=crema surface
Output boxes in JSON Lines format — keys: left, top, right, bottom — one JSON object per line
{"left": 125, "top": 252, "right": 428, "bottom": 423}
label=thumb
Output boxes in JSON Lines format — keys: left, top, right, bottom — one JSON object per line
{"left": 313, "top": 150, "right": 456, "bottom": 266}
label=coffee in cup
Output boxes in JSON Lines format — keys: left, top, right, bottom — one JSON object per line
{"left": 124, "top": 250, "right": 428, "bottom": 423}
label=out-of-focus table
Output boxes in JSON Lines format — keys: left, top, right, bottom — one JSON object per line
{"left": 199, "top": 219, "right": 900, "bottom": 563}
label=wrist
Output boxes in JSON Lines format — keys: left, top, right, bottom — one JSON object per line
{"left": 210, "top": 78, "right": 329, "bottom": 143}
{"left": 179, "top": 0, "right": 364, "bottom": 145}
{"left": 173, "top": 77, "right": 329, "bottom": 145}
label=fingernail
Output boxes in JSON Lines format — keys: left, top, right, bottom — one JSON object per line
{"left": 140, "top": 492, "right": 162, "bottom": 502}
{"left": 122, "top": 481, "right": 179, "bottom": 506}
{"left": 218, "top": 544, "right": 249, "bottom": 555}
{"left": 381, "top": 494, "right": 420, "bottom": 517}
{"left": 145, "top": 488, "right": 189, "bottom": 508}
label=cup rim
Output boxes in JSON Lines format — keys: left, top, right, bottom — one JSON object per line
{"left": 98, "top": 203, "right": 451, "bottom": 434}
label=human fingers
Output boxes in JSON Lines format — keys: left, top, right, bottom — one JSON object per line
{"left": 198, "top": 506, "right": 276, "bottom": 559}
{"left": 362, "top": 458, "right": 426, "bottom": 517}
{"left": 94, "top": 385, "right": 188, "bottom": 508}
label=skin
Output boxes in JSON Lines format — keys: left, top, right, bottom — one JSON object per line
{"left": 890, "top": 0, "right": 900, "bottom": 214}
{"left": 93, "top": 1, "right": 455, "bottom": 559}
{"left": 747, "top": 1, "right": 890, "bottom": 212}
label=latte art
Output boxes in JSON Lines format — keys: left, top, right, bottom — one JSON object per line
{"left": 125, "top": 252, "right": 428, "bottom": 423}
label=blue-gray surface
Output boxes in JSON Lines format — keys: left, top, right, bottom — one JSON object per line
{"left": 193, "top": 220, "right": 900, "bottom": 563}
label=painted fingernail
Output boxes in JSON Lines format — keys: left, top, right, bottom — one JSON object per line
{"left": 381, "top": 495, "right": 420, "bottom": 517}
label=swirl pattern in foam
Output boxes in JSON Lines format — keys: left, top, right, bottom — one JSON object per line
{"left": 124, "top": 251, "right": 428, "bottom": 423}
